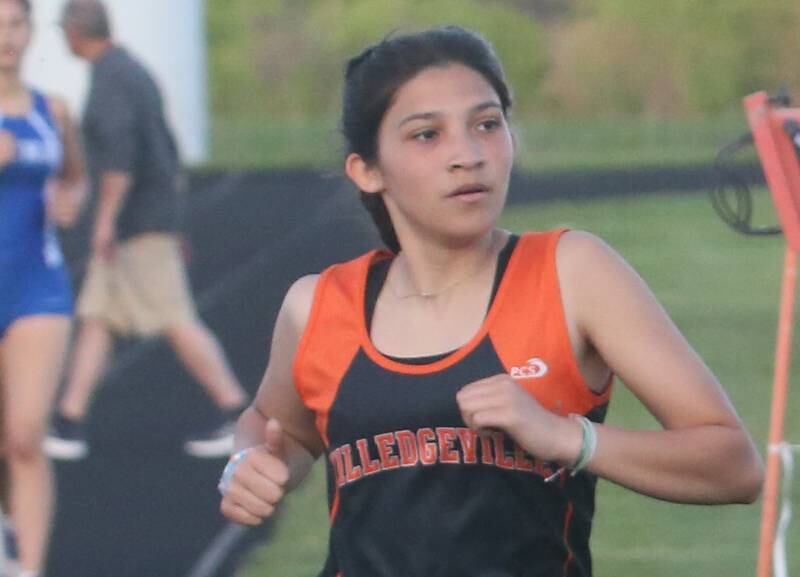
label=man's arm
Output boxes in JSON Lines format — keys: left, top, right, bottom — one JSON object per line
{"left": 87, "top": 78, "right": 136, "bottom": 258}
{"left": 92, "top": 170, "right": 130, "bottom": 259}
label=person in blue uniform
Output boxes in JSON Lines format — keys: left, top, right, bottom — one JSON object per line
{"left": 0, "top": 0, "right": 84, "bottom": 574}
{"left": 218, "top": 27, "right": 763, "bottom": 577}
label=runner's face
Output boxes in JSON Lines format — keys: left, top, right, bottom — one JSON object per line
{"left": 0, "top": 0, "right": 29, "bottom": 72}
{"left": 371, "top": 63, "right": 514, "bottom": 246}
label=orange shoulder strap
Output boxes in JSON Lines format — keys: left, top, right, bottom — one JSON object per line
{"left": 489, "top": 229, "right": 611, "bottom": 415}
{"left": 293, "top": 250, "right": 388, "bottom": 444}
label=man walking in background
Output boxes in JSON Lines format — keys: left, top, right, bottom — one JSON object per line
{"left": 44, "top": 0, "right": 248, "bottom": 460}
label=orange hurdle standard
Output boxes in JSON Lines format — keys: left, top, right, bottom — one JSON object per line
{"left": 745, "top": 91, "right": 800, "bottom": 577}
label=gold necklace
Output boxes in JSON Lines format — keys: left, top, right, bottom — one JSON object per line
{"left": 389, "top": 249, "right": 497, "bottom": 300}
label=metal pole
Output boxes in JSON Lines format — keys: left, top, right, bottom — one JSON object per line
{"left": 757, "top": 248, "right": 797, "bottom": 577}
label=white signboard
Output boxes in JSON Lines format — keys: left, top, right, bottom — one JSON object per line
{"left": 24, "top": 0, "right": 208, "bottom": 165}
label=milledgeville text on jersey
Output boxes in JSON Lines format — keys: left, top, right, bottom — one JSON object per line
{"left": 328, "top": 426, "right": 561, "bottom": 487}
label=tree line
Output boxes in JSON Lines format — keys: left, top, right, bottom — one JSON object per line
{"left": 208, "top": 0, "right": 800, "bottom": 121}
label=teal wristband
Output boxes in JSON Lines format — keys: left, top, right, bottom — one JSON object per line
{"left": 543, "top": 414, "right": 599, "bottom": 483}
{"left": 569, "top": 414, "right": 598, "bottom": 476}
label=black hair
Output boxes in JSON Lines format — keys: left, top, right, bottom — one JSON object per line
{"left": 341, "top": 26, "right": 513, "bottom": 253}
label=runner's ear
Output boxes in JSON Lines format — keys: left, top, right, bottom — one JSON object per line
{"left": 345, "top": 153, "right": 384, "bottom": 194}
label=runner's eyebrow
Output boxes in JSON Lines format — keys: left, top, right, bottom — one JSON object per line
{"left": 397, "top": 100, "right": 503, "bottom": 128}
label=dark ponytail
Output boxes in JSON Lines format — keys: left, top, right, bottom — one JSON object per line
{"left": 360, "top": 191, "right": 400, "bottom": 253}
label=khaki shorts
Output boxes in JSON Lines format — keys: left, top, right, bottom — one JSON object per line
{"left": 77, "top": 233, "right": 197, "bottom": 336}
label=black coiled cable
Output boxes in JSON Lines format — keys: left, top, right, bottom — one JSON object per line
{"left": 709, "top": 131, "right": 782, "bottom": 236}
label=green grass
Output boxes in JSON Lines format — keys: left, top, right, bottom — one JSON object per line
{"left": 512, "top": 115, "right": 753, "bottom": 171}
{"left": 240, "top": 190, "right": 799, "bottom": 576}
{"left": 208, "top": 115, "right": 751, "bottom": 172}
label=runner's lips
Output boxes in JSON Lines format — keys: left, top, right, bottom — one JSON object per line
{"left": 449, "top": 183, "right": 489, "bottom": 197}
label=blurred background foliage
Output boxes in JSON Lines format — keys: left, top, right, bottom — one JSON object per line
{"left": 205, "top": 0, "right": 800, "bottom": 168}
{"left": 208, "top": 0, "right": 546, "bottom": 120}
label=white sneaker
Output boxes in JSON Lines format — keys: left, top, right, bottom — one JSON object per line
{"left": 43, "top": 414, "right": 89, "bottom": 461}
{"left": 183, "top": 422, "right": 235, "bottom": 458}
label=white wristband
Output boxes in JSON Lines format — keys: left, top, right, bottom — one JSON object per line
{"left": 217, "top": 448, "right": 251, "bottom": 496}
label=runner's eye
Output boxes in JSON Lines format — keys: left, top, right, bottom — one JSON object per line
{"left": 412, "top": 129, "right": 438, "bottom": 142}
{"left": 477, "top": 118, "right": 502, "bottom": 132}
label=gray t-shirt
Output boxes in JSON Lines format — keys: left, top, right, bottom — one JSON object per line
{"left": 83, "top": 46, "right": 182, "bottom": 241}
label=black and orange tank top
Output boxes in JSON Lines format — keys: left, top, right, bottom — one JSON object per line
{"left": 294, "top": 229, "right": 612, "bottom": 577}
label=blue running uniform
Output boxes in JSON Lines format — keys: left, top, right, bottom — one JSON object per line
{"left": 0, "top": 90, "right": 72, "bottom": 338}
